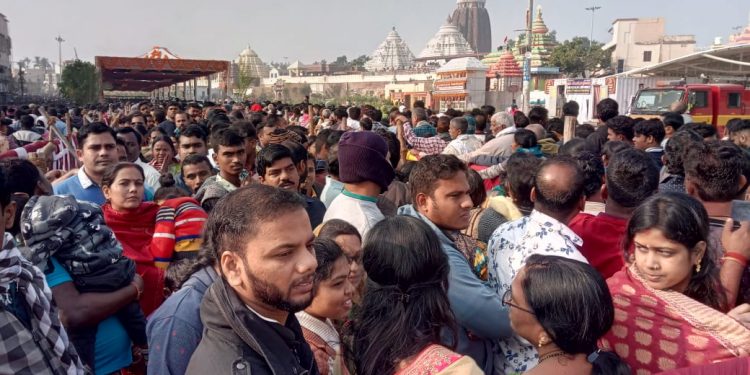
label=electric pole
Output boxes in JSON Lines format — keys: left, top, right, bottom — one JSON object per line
{"left": 54, "top": 35, "right": 64, "bottom": 75}
{"left": 585, "top": 6, "right": 602, "bottom": 51}
{"left": 522, "top": 0, "right": 533, "bottom": 113}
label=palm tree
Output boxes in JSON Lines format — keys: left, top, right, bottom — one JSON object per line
{"left": 34, "top": 56, "right": 41, "bottom": 69}
{"left": 40, "top": 57, "right": 51, "bottom": 71}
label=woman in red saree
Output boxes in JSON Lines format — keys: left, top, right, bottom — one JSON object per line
{"left": 602, "top": 193, "right": 750, "bottom": 374}
{"left": 100, "top": 162, "right": 208, "bottom": 316}
{"left": 346, "top": 216, "right": 482, "bottom": 375}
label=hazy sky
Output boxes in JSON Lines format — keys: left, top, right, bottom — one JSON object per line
{"left": 3, "top": 0, "right": 749, "bottom": 65}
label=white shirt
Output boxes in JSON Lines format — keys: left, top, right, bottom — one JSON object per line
{"left": 346, "top": 118, "right": 361, "bottom": 131}
{"left": 442, "top": 134, "right": 484, "bottom": 156}
{"left": 497, "top": 125, "right": 517, "bottom": 137}
{"left": 323, "top": 190, "right": 384, "bottom": 238}
{"left": 135, "top": 158, "right": 162, "bottom": 191}
{"left": 487, "top": 210, "right": 588, "bottom": 374}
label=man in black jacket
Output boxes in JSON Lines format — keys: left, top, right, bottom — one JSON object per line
{"left": 186, "top": 185, "right": 319, "bottom": 375}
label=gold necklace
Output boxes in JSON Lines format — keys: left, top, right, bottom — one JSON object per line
{"left": 538, "top": 350, "right": 568, "bottom": 364}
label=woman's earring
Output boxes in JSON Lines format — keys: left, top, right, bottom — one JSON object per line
{"left": 695, "top": 262, "right": 702, "bottom": 273}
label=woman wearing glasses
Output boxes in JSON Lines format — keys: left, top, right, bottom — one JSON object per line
{"left": 503, "top": 254, "right": 629, "bottom": 375}
{"left": 347, "top": 216, "right": 483, "bottom": 375}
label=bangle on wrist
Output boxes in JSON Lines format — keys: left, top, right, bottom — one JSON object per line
{"left": 131, "top": 281, "right": 143, "bottom": 300}
{"left": 724, "top": 252, "right": 748, "bottom": 268}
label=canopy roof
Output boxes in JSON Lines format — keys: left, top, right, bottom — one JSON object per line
{"left": 616, "top": 43, "right": 750, "bottom": 78}
{"left": 96, "top": 47, "right": 229, "bottom": 92}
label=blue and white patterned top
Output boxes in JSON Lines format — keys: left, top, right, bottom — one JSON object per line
{"left": 487, "top": 210, "right": 588, "bottom": 374}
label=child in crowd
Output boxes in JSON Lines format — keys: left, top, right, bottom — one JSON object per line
{"left": 296, "top": 238, "right": 354, "bottom": 375}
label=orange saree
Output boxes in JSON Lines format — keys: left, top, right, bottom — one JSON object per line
{"left": 601, "top": 265, "right": 750, "bottom": 374}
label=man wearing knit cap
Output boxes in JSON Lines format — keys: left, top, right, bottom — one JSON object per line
{"left": 322, "top": 131, "right": 395, "bottom": 237}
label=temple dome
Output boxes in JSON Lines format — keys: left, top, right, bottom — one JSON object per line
{"left": 487, "top": 49, "right": 522, "bottom": 77}
{"left": 235, "top": 44, "right": 269, "bottom": 79}
{"left": 419, "top": 18, "right": 476, "bottom": 60}
{"left": 365, "top": 27, "right": 415, "bottom": 72}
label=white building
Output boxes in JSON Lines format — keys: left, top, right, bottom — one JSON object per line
{"left": 603, "top": 18, "right": 696, "bottom": 73}
{"left": 364, "top": 27, "right": 415, "bottom": 72}
{"left": 417, "top": 17, "right": 477, "bottom": 66}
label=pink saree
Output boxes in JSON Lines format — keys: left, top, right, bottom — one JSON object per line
{"left": 601, "top": 265, "right": 750, "bottom": 374}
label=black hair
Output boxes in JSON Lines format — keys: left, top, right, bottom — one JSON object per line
{"left": 624, "top": 193, "right": 727, "bottom": 312}
{"left": 117, "top": 126, "right": 142, "bottom": 146}
{"left": 522, "top": 255, "right": 630, "bottom": 375}
{"left": 505, "top": 153, "right": 542, "bottom": 212}
{"left": 684, "top": 140, "right": 745, "bottom": 202}
{"left": 562, "top": 101, "right": 580, "bottom": 117}
{"left": 606, "top": 148, "right": 659, "bottom": 208}
{"left": 204, "top": 185, "right": 305, "bottom": 259}
{"left": 179, "top": 125, "right": 208, "bottom": 143}
{"left": 663, "top": 130, "right": 702, "bottom": 176}
{"left": 256, "top": 143, "right": 293, "bottom": 177}
{"left": 606, "top": 116, "right": 635, "bottom": 140}
{"left": 558, "top": 138, "right": 589, "bottom": 157}
{"left": 0, "top": 158, "right": 41, "bottom": 197}
{"left": 682, "top": 122, "right": 717, "bottom": 139}
{"left": 154, "top": 174, "right": 190, "bottom": 201}
{"left": 77, "top": 122, "right": 117, "bottom": 149}
{"left": 547, "top": 117, "right": 564, "bottom": 137}
{"left": 602, "top": 141, "right": 631, "bottom": 163}
{"left": 575, "top": 123, "right": 596, "bottom": 139}
{"left": 181, "top": 154, "right": 212, "bottom": 172}
{"left": 19, "top": 115, "right": 34, "bottom": 130}
{"left": 374, "top": 129, "right": 400, "bottom": 168}
{"left": 409, "top": 154, "right": 468, "bottom": 203}
{"left": 534, "top": 156, "right": 585, "bottom": 214}
{"left": 311, "top": 238, "right": 346, "bottom": 291}
{"left": 450, "top": 117, "right": 469, "bottom": 134}
{"left": 101, "top": 162, "right": 145, "bottom": 188}
{"left": 633, "top": 119, "right": 666, "bottom": 144}
{"left": 281, "top": 140, "right": 308, "bottom": 165}
{"left": 153, "top": 109, "right": 167, "bottom": 123}
{"left": 514, "top": 129, "right": 537, "bottom": 149}
{"left": 574, "top": 151, "right": 605, "bottom": 199}
{"left": 466, "top": 169, "right": 487, "bottom": 207}
{"left": 318, "top": 219, "right": 362, "bottom": 242}
{"left": 661, "top": 112, "right": 685, "bottom": 132}
{"left": 360, "top": 117, "right": 373, "bottom": 131}
{"left": 514, "top": 112, "right": 530, "bottom": 128}
{"left": 596, "top": 98, "right": 619, "bottom": 122}
{"left": 164, "top": 258, "right": 197, "bottom": 295}
{"left": 347, "top": 106, "right": 361, "bottom": 120}
{"left": 210, "top": 128, "right": 244, "bottom": 153}
{"left": 347, "top": 216, "right": 456, "bottom": 375}
{"left": 528, "top": 106, "right": 549, "bottom": 126}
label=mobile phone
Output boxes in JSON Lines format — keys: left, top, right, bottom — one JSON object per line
{"left": 732, "top": 200, "right": 750, "bottom": 222}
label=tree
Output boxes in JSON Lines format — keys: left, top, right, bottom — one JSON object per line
{"left": 59, "top": 60, "right": 99, "bottom": 104}
{"left": 235, "top": 67, "right": 254, "bottom": 99}
{"left": 549, "top": 37, "right": 611, "bottom": 78}
{"left": 334, "top": 55, "right": 348, "bottom": 65}
{"left": 350, "top": 55, "right": 371, "bottom": 69}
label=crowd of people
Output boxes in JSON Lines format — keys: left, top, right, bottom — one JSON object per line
{"left": 0, "top": 95, "right": 750, "bottom": 375}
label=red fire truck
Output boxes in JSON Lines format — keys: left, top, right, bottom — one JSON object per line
{"left": 629, "top": 82, "right": 750, "bottom": 134}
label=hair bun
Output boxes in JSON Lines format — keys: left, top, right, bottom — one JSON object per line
{"left": 159, "top": 173, "right": 176, "bottom": 188}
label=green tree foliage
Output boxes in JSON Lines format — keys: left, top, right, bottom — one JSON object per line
{"left": 549, "top": 37, "right": 611, "bottom": 78}
{"left": 334, "top": 55, "right": 348, "bottom": 65}
{"left": 59, "top": 60, "right": 99, "bottom": 104}
{"left": 350, "top": 55, "right": 371, "bottom": 69}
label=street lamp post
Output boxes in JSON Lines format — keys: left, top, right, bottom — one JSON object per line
{"left": 522, "top": 0, "right": 533, "bottom": 113}
{"left": 585, "top": 6, "right": 601, "bottom": 53}
{"left": 55, "top": 35, "right": 64, "bottom": 75}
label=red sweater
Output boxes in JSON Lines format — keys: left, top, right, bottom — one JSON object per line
{"left": 568, "top": 212, "right": 628, "bottom": 279}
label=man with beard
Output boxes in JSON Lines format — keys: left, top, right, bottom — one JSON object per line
{"left": 186, "top": 185, "right": 319, "bottom": 375}
{"left": 257, "top": 144, "right": 326, "bottom": 229}
{"left": 397, "top": 154, "right": 511, "bottom": 373}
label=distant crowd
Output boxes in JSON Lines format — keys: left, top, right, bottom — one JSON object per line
{"left": 0, "top": 96, "right": 749, "bottom": 375}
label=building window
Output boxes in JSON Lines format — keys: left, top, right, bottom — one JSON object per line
{"left": 728, "top": 92, "right": 742, "bottom": 108}
{"left": 643, "top": 51, "right": 652, "bottom": 62}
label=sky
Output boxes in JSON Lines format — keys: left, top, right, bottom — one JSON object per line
{"left": 3, "top": 0, "right": 749, "bottom": 66}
